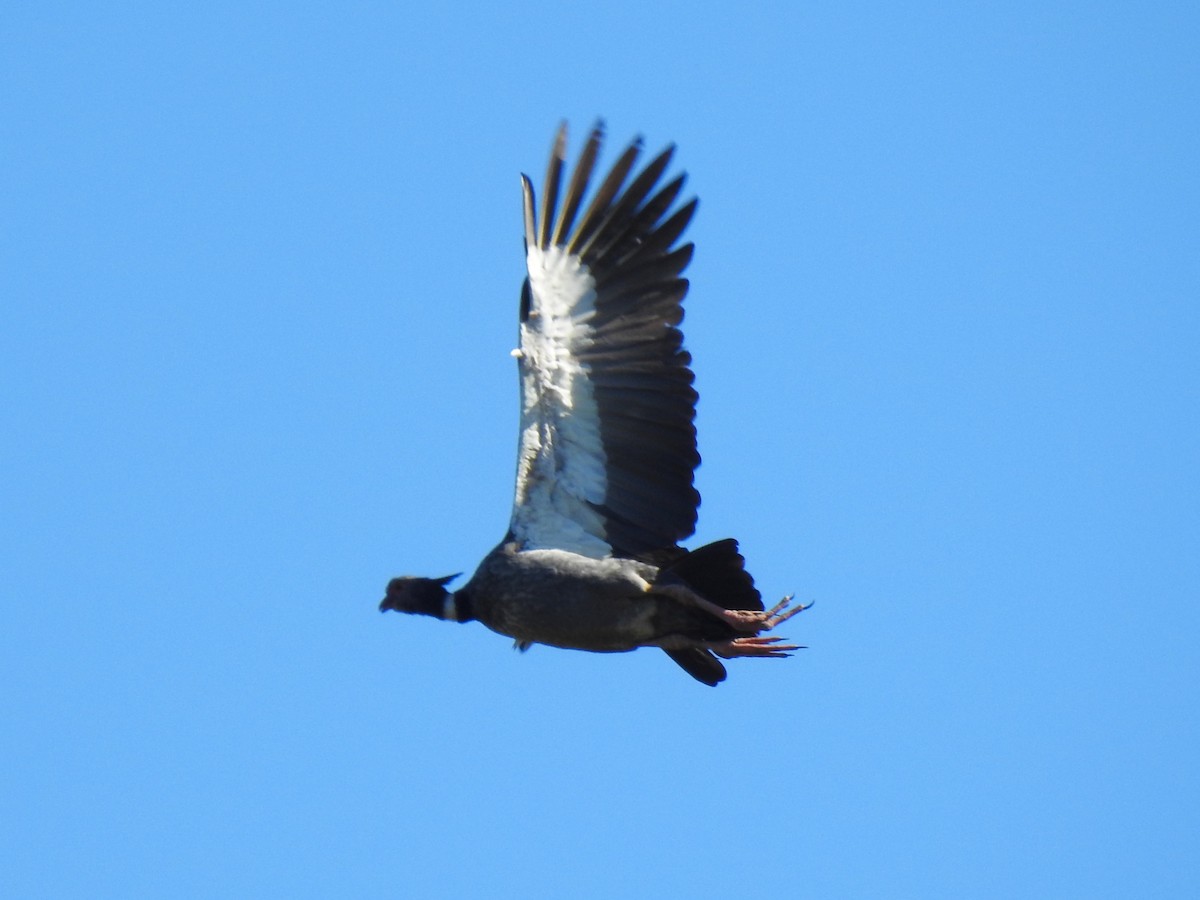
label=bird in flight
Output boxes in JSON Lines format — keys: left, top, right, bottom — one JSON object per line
{"left": 381, "top": 122, "right": 804, "bottom": 685}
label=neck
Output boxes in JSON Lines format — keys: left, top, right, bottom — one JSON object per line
{"left": 444, "top": 589, "right": 474, "bottom": 623}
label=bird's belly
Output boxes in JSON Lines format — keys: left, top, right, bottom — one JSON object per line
{"left": 469, "top": 549, "right": 660, "bottom": 652}
{"left": 486, "top": 593, "right": 656, "bottom": 652}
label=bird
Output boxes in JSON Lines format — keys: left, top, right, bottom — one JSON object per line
{"left": 380, "top": 121, "right": 805, "bottom": 686}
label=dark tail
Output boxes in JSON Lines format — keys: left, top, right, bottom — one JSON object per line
{"left": 659, "top": 538, "right": 762, "bottom": 610}
{"left": 656, "top": 539, "right": 762, "bottom": 686}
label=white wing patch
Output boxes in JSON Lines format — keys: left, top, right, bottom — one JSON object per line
{"left": 509, "top": 245, "right": 611, "bottom": 557}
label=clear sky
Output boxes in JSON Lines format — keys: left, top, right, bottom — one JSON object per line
{"left": 3, "top": 1, "right": 1198, "bottom": 897}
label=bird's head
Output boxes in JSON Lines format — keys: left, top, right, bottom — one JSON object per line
{"left": 379, "top": 574, "right": 460, "bottom": 618}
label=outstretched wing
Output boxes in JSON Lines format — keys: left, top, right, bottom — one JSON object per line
{"left": 507, "top": 122, "right": 700, "bottom": 560}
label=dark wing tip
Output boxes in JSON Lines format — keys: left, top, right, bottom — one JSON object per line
{"left": 538, "top": 124, "right": 570, "bottom": 248}
{"left": 521, "top": 173, "right": 536, "bottom": 250}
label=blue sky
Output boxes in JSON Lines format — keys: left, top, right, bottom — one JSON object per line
{"left": 3, "top": 1, "right": 1198, "bottom": 896}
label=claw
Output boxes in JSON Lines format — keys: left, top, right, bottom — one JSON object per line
{"left": 764, "top": 595, "right": 814, "bottom": 629}
{"left": 763, "top": 594, "right": 794, "bottom": 618}
{"left": 709, "top": 635, "right": 802, "bottom": 659}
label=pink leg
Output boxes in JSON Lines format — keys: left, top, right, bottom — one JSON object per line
{"left": 654, "top": 585, "right": 811, "bottom": 633}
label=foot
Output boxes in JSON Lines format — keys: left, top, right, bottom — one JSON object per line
{"left": 712, "top": 594, "right": 810, "bottom": 633}
{"left": 708, "top": 636, "right": 803, "bottom": 659}
{"left": 653, "top": 585, "right": 811, "bottom": 634}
